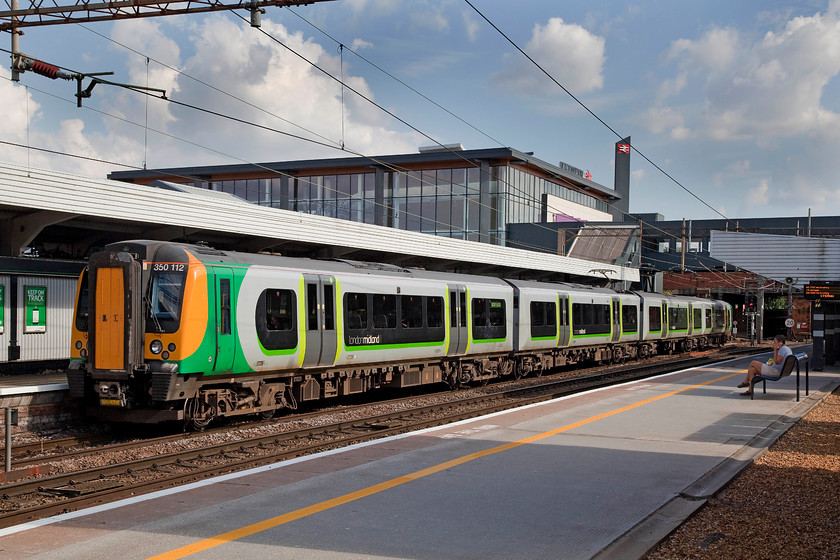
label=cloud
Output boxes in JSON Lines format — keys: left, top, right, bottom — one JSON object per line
{"left": 410, "top": 6, "right": 450, "bottom": 33}
{"left": 492, "top": 17, "right": 606, "bottom": 97}
{"left": 463, "top": 10, "right": 480, "bottom": 42}
{"left": 746, "top": 178, "right": 770, "bottom": 207}
{"left": 656, "top": 7, "right": 840, "bottom": 141}
{"left": 640, "top": 106, "right": 687, "bottom": 136}
{"left": 351, "top": 38, "right": 373, "bottom": 50}
{"left": 631, "top": 168, "right": 645, "bottom": 183}
{"left": 137, "top": 15, "right": 420, "bottom": 165}
{"left": 1, "top": 13, "right": 423, "bottom": 176}
{"left": 665, "top": 27, "right": 740, "bottom": 72}
{"left": 344, "top": 0, "right": 400, "bottom": 14}
{"left": 727, "top": 160, "right": 751, "bottom": 175}
{"left": 0, "top": 68, "right": 40, "bottom": 144}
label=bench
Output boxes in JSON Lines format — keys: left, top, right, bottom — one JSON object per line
{"left": 750, "top": 352, "right": 809, "bottom": 401}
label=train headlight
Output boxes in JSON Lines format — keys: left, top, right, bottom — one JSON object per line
{"left": 168, "top": 343, "right": 176, "bottom": 352}
{"left": 150, "top": 340, "right": 164, "bottom": 355}
{"left": 161, "top": 351, "right": 170, "bottom": 360}
{"left": 75, "top": 340, "right": 83, "bottom": 350}
{"left": 98, "top": 383, "right": 120, "bottom": 396}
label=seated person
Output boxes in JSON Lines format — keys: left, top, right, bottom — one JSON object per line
{"left": 737, "top": 334, "right": 792, "bottom": 396}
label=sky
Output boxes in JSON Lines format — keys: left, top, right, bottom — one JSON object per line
{"left": 1, "top": 0, "right": 839, "bottom": 222}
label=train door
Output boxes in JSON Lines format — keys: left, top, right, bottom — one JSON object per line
{"left": 302, "top": 274, "right": 337, "bottom": 367}
{"left": 88, "top": 251, "right": 143, "bottom": 374}
{"left": 687, "top": 304, "right": 694, "bottom": 335}
{"left": 447, "top": 284, "right": 468, "bottom": 356}
{"left": 662, "top": 301, "right": 669, "bottom": 338}
{"left": 211, "top": 267, "right": 236, "bottom": 372}
{"left": 94, "top": 267, "right": 125, "bottom": 370}
{"left": 611, "top": 297, "right": 621, "bottom": 342}
{"left": 557, "top": 294, "right": 570, "bottom": 347}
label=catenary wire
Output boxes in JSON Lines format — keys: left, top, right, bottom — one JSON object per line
{"left": 462, "top": 0, "right": 730, "bottom": 224}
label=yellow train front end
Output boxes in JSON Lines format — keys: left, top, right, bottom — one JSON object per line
{"left": 67, "top": 241, "right": 209, "bottom": 423}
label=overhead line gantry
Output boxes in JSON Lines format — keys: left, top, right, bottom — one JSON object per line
{"left": 2, "top": 0, "right": 336, "bottom": 80}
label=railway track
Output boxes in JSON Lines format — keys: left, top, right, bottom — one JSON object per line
{"left": 0, "top": 346, "right": 763, "bottom": 529}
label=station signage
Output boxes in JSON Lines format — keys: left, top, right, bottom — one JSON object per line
{"left": 803, "top": 281, "right": 840, "bottom": 301}
{"left": 24, "top": 285, "right": 47, "bottom": 333}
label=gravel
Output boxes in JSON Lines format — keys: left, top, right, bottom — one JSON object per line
{"left": 645, "top": 385, "right": 840, "bottom": 560}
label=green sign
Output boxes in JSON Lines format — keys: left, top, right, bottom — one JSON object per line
{"left": 25, "top": 285, "right": 47, "bottom": 333}
{"left": 0, "top": 285, "right": 4, "bottom": 334}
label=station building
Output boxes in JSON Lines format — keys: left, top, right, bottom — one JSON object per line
{"left": 108, "top": 146, "right": 621, "bottom": 249}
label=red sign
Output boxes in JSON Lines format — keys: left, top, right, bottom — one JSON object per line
{"left": 617, "top": 144, "right": 630, "bottom": 154}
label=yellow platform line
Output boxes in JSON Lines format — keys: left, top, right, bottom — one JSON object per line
{"left": 147, "top": 369, "right": 743, "bottom": 560}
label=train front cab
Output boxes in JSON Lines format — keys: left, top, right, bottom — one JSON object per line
{"left": 80, "top": 242, "right": 209, "bottom": 423}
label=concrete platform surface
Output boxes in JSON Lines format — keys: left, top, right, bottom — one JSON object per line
{"left": 0, "top": 372, "right": 69, "bottom": 396}
{"left": 0, "top": 349, "right": 837, "bottom": 560}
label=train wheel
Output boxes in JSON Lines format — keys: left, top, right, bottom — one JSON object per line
{"left": 259, "top": 409, "right": 275, "bottom": 420}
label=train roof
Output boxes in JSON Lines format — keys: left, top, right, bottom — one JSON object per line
{"left": 110, "top": 240, "right": 513, "bottom": 286}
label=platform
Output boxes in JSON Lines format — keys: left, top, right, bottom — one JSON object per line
{"left": 0, "top": 349, "right": 838, "bottom": 560}
{"left": 0, "top": 372, "right": 69, "bottom": 397}
{"left": 0, "top": 372, "right": 74, "bottom": 433}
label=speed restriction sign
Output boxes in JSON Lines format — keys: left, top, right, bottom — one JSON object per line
{"left": 785, "top": 318, "right": 795, "bottom": 328}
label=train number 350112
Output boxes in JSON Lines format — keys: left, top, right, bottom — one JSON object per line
{"left": 152, "top": 263, "right": 186, "bottom": 272}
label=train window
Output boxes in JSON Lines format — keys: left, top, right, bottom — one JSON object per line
{"left": 149, "top": 268, "right": 187, "bottom": 333}
{"left": 256, "top": 289, "right": 297, "bottom": 351}
{"left": 460, "top": 292, "right": 467, "bottom": 327}
{"left": 714, "top": 307, "right": 726, "bottom": 328}
{"left": 648, "top": 306, "right": 661, "bottom": 332}
{"left": 531, "top": 301, "right": 557, "bottom": 338}
{"left": 572, "top": 303, "right": 611, "bottom": 335}
{"left": 307, "top": 284, "right": 318, "bottom": 330}
{"left": 706, "top": 309, "right": 712, "bottom": 327}
{"left": 75, "top": 269, "right": 89, "bottom": 332}
{"left": 622, "top": 305, "right": 638, "bottom": 333}
{"left": 219, "top": 279, "right": 231, "bottom": 335}
{"left": 669, "top": 307, "right": 688, "bottom": 330}
{"left": 401, "top": 295, "right": 423, "bottom": 328}
{"left": 531, "top": 301, "right": 545, "bottom": 327}
{"left": 345, "top": 292, "right": 444, "bottom": 346}
{"left": 345, "top": 293, "right": 368, "bottom": 330}
{"left": 264, "top": 290, "right": 294, "bottom": 331}
{"left": 323, "top": 284, "right": 335, "bottom": 331}
{"left": 373, "top": 294, "right": 396, "bottom": 329}
{"left": 547, "top": 302, "right": 556, "bottom": 326}
{"left": 693, "top": 308, "right": 702, "bottom": 329}
{"left": 427, "top": 296, "right": 443, "bottom": 328}
{"left": 472, "top": 298, "right": 506, "bottom": 341}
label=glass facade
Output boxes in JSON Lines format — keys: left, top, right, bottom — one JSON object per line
{"left": 207, "top": 165, "right": 608, "bottom": 246}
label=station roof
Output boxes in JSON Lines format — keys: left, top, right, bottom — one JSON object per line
{"left": 108, "top": 146, "right": 621, "bottom": 203}
{"left": 709, "top": 230, "right": 840, "bottom": 288}
{"left": 0, "top": 161, "right": 638, "bottom": 283}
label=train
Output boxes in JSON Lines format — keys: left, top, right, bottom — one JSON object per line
{"left": 66, "top": 240, "right": 733, "bottom": 427}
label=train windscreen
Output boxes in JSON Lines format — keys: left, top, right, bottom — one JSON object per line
{"left": 148, "top": 266, "right": 187, "bottom": 333}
